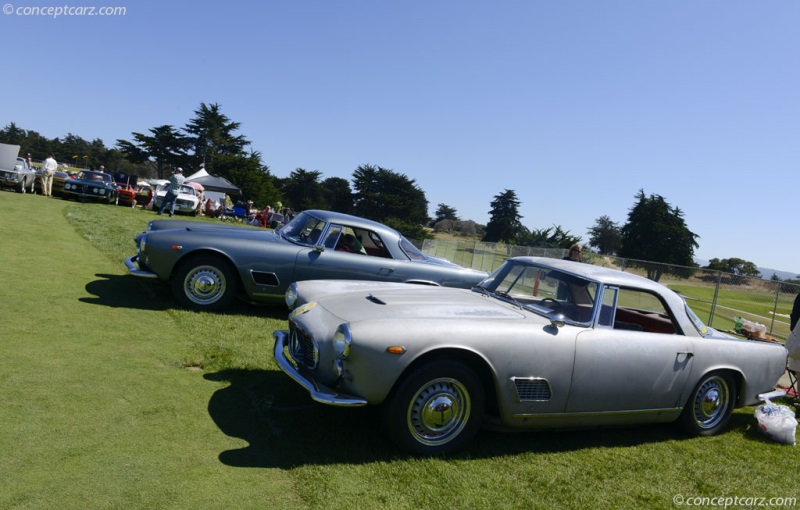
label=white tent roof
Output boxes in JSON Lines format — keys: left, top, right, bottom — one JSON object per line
{"left": 185, "top": 168, "right": 208, "bottom": 181}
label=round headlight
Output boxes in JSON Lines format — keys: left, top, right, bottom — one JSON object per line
{"left": 285, "top": 282, "right": 298, "bottom": 310}
{"left": 333, "top": 323, "right": 351, "bottom": 359}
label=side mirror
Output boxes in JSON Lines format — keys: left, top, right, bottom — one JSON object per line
{"left": 548, "top": 313, "right": 566, "bottom": 328}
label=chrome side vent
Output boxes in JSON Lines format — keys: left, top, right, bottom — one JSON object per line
{"left": 512, "top": 377, "right": 552, "bottom": 402}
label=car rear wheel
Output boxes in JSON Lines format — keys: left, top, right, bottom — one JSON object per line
{"left": 171, "top": 255, "right": 239, "bottom": 311}
{"left": 679, "top": 371, "right": 736, "bottom": 436}
{"left": 383, "top": 360, "right": 485, "bottom": 456}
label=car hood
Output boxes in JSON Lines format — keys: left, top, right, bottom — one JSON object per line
{"left": 66, "top": 178, "right": 115, "bottom": 187}
{"left": 141, "top": 220, "right": 281, "bottom": 243}
{"left": 297, "top": 282, "right": 526, "bottom": 322}
{"left": 147, "top": 219, "right": 262, "bottom": 233}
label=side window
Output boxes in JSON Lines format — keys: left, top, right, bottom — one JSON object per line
{"left": 597, "top": 286, "right": 619, "bottom": 328}
{"left": 331, "top": 225, "right": 369, "bottom": 255}
{"left": 323, "top": 224, "right": 344, "bottom": 249}
{"left": 357, "top": 229, "right": 390, "bottom": 257}
{"left": 613, "top": 288, "right": 679, "bottom": 335}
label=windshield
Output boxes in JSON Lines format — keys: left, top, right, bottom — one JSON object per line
{"left": 476, "top": 260, "right": 598, "bottom": 324}
{"left": 684, "top": 303, "right": 711, "bottom": 337}
{"left": 77, "top": 171, "right": 112, "bottom": 184}
{"left": 399, "top": 237, "right": 427, "bottom": 261}
{"left": 278, "top": 211, "right": 327, "bottom": 246}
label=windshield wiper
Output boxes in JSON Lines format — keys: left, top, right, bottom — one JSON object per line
{"left": 493, "top": 290, "right": 525, "bottom": 309}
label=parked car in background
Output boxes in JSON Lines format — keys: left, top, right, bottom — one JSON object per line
{"left": 125, "top": 209, "right": 488, "bottom": 312}
{"left": 0, "top": 157, "right": 36, "bottom": 193}
{"left": 61, "top": 170, "right": 119, "bottom": 204}
{"left": 113, "top": 172, "right": 138, "bottom": 207}
{"left": 152, "top": 183, "right": 201, "bottom": 215}
{"left": 115, "top": 183, "right": 138, "bottom": 207}
{"left": 274, "top": 256, "right": 788, "bottom": 455}
{"left": 34, "top": 168, "right": 71, "bottom": 196}
{"left": 135, "top": 183, "right": 153, "bottom": 206}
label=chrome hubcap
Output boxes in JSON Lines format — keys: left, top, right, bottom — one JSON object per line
{"left": 408, "top": 378, "right": 470, "bottom": 446}
{"left": 693, "top": 376, "right": 729, "bottom": 429}
{"left": 185, "top": 266, "right": 225, "bottom": 305}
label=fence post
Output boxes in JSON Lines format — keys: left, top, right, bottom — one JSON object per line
{"left": 708, "top": 271, "right": 722, "bottom": 327}
{"left": 769, "top": 283, "right": 780, "bottom": 336}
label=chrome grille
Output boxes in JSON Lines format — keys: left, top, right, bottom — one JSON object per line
{"left": 512, "top": 377, "right": 552, "bottom": 402}
{"left": 288, "top": 321, "right": 319, "bottom": 369}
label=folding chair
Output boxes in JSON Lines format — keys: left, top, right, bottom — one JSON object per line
{"left": 785, "top": 323, "right": 800, "bottom": 405}
{"left": 232, "top": 205, "right": 247, "bottom": 222}
{"left": 786, "top": 360, "right": 799, "bottom": 405}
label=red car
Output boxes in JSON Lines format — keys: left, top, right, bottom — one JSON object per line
{"left": 115, "top": 183, "right": 138, "bottom": 207}
{"left": 112, "top": 172, "right": 139, "bottom": 207}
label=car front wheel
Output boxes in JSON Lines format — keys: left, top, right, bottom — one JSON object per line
{"left": 171, "top": 255, "right": 238, "bottom": 311}
{"left": 679, "top": 371, "right": 736, "bottom": 436}
{"left": 383, "top": 360, "right": 485, "bottom": 456}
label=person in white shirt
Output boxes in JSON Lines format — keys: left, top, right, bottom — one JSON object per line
{"left": 42, "top": 154, "right": 58, "bottom": 196}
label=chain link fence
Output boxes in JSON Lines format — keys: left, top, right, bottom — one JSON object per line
{"left": 422, "top": 238, "right": 799, "bottom": 342}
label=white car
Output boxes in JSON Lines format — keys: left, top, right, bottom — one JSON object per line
{"left": 153, "top": 183, "right": 200, "bottom": 215}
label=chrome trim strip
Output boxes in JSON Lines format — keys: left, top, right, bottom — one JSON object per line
{"left": 511, "top": 407, "right": 681, "bottom": 419}
{"left": 273, "top": 330, "right": 368, "bottom": 407}
{"left": 124, "top": 255, "right": 158, "bottom": 278}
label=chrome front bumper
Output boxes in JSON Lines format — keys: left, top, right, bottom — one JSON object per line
{"left": 124, "top": 254, "right": 158, "bottom": 278}
{"left": 273, "top": 330, "right": 367, "bottom": 407}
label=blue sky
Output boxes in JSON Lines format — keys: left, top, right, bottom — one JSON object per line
{"left": 2, "top": 1, "right": 798, "bottom": 273}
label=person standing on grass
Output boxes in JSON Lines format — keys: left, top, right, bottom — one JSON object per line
{"left": 791, "top": 292, "right": 800, "bottom": 331}
{"left": 157, "top": 167, "right": 185, "bottom": 217}
{"left": 41, "top": 153, "right": 57, "bottom": 197}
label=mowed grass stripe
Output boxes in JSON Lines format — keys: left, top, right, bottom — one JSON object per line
{"left": 0, "top": 193, "right": 301, "bottom": 509}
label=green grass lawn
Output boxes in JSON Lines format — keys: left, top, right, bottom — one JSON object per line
{"left": 1, "top": 193, "right": 799, "bottom": 509}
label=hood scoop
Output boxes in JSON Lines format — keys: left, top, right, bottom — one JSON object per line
{"left": 366, "top": 294, "right": 387, "bottom": 305}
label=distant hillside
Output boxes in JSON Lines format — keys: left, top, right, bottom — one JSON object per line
{"left": 759, "top": 267, "right": 800, "bottom": 281}
{"left": 695, "top": 259, "right": 798, "bottom": 281}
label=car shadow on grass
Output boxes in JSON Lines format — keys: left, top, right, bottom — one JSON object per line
{"left": 81, "top": 273, "right": 172, "bottom": 310}
{"left": 205, "top": 369, "right": 395, "bottom": 468}
{"left": 80, "top": 273, "right": 283, "bottom": 318}
{"left": 204, "top": 369, "right": 767, "bottom": 467}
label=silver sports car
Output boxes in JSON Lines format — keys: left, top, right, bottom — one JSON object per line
{"left": 274, "top": 256, "right": 788, "bottom": 455}
{"left": 125, "top": 209, "right": 488, "bottom": 311}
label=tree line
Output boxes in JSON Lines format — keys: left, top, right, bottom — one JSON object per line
{"left": 3, "top": 104, "right": 785, "bottom": 281}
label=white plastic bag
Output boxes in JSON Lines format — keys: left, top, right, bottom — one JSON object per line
{"left": 755, "top": 399, "right": 798, "bottom": 445}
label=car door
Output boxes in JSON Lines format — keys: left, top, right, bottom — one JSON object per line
{"left": 565, "top": 286, "right": 695, "bottom": 414}
{"left": 292, "top": 223, "right": 404, "bottom": 283}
